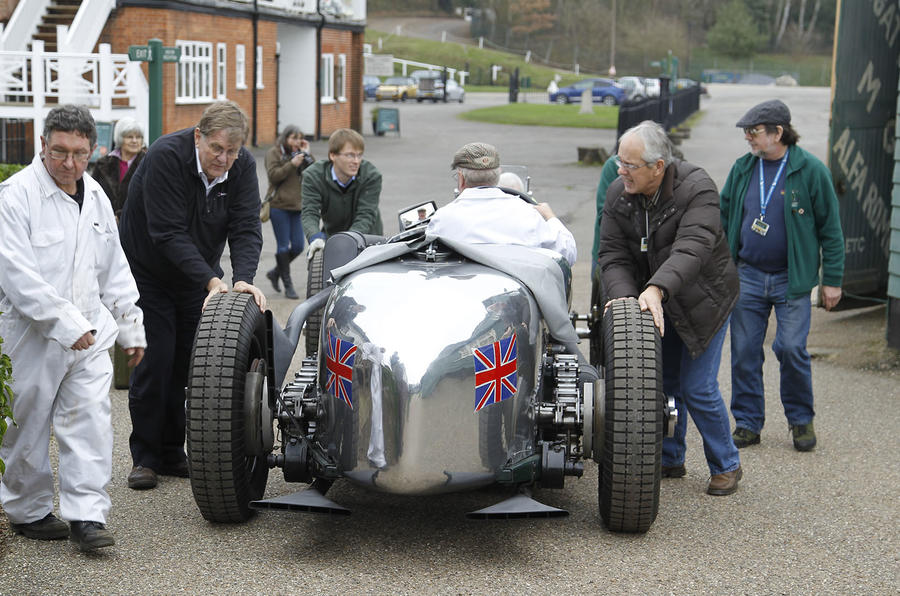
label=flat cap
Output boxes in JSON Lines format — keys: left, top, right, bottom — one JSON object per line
{"left": 735, "top": 99, "right": 791, "bottom": 128}
{"left": 451, "top": 142, "right": 500, "bottom": 170}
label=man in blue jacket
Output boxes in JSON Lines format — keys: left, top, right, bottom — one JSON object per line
{"left": 119, "top": 101, "right": 265, "bottom": 489}
{"left": 720, "top": 99, "right": 844, "bottom": 452}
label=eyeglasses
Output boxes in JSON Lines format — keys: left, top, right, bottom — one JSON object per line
{"left": 201, "top": 135, "right": 241, "bottom": 159}
{"left": 46, "top": 149, "right": 91, "bottom": 163}
{"left": 337, "top": 152, "right": 363, "bottom": 160}
{"left": 743, "top": 127, "right": 766, "bottom": 137}
{"left": 613, "top": 156, "right": 650, "bottom": 171}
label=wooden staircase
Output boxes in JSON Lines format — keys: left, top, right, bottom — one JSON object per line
{"left": 31, "top": 0, "right": 81, "bottom": 53}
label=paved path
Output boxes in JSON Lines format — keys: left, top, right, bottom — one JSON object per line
{"left": 1, "top": 85, "right": 898, "bottom": 595}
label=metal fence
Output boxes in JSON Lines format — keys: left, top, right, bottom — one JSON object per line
{"left": 617, "top": 78, "right": 701, "bottom": 138}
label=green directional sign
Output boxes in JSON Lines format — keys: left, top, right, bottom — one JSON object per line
{"left": 128, "top": 45, "right": 151, "bottom": 61}
{"left": 128, "top": 39, "right": 180, "bottom": 143}
{"left": 161, "top": 46, "right": 181, "bottom": 62}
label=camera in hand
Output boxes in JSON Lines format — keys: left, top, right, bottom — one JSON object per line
{"left": 293, "top": 150, "right": 314, "bottom": 166}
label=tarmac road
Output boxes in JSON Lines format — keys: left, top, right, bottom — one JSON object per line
{"left": 0, "top": 85, "right": 898, "bottom": 595}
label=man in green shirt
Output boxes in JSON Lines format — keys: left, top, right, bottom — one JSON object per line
{"left": 301, "top": 128, "right": 383, "bottom": 259}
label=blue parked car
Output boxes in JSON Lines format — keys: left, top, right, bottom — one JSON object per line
{"left": 550, "top": 78, "right": 625, "bottom": 106}
{"left": 363, "top": 75, "right": 380, "bottom": 100}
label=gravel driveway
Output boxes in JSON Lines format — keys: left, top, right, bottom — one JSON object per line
{"left": 0, "top": 85, "right": 898, "bottom": 595}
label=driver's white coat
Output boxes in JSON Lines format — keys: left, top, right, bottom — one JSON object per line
{"left": 425, "top": 187, "right": 577, "bottom": 266}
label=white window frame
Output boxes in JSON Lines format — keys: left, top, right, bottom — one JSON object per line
{"left": 335, "top": 53, "right": 346, "bottom": 102}
{"left": 216, "top": 43, "right": 227, "bottom": 99}
{"left": 320, "top": 53, "right": 335, "bottom": 104}
{"left": 176, "top": 40, "right": 213, "bottom": 104}
{"left": 235, "top": 44, "right": 247, "bottom": 89}
{"left": 256, "top": 45, "right": 264, "bottom": 89}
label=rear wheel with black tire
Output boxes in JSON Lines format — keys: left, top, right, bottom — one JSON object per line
{"left": 598, "top": 299, "right": 662, "bottom": 533}
{"left": 186, "top": 292, "right": 269, "bottom": 522}
{"left": 305, "top": 248, "right": 325, "bottom": 356}
{"left": 602, "top": 95, "right": 617, "bottom": 106}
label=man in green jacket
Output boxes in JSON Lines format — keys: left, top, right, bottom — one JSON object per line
{"left": 720, "top": 99, "right": 844, "bottom": 452}
{"left": 301, "top": 128, "right": 383, "bottom": 260}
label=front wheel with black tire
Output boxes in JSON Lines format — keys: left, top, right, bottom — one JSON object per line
{"left": 598, "top": 299, "right": 663, "bottom": 533}
{"left": 305, "top": 248, "right": 325, "bottom": 356}
{"left": 186, "top": 292, "right": 270, "bottom": 523}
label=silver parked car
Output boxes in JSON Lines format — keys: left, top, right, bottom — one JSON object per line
{"left": 444, "top": 79, "right": 465, "bottom": 103}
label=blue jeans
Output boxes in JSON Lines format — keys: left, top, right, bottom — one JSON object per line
{"left": 662, "top": 318, "right": 740, "bottom": 475}
{"left": 730, "top": 262, "right": 814, "bottom": 434}
{"left": 269, "top": 207, "right": 304, "bottom": 255}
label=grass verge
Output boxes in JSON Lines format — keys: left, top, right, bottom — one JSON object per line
{"left": 459, "top": 103, "right": 618, "bottom": 129}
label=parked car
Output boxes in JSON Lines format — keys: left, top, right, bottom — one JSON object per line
{"left": 444, "top": 79, "right": 465, "bottom": 103}
{"left": 413, "top": 71, "right": 445, "bottom": 102}
{"left": 376, "top": 76, "right": 417, "bottom": 102}
{"left": 549, "top": 78, "right": 625, "bottom": 106}
{"left": 643, "top": 78, "right": 661, "bottom": 97}
{"left": 675, "top": 77, "right": 709, "bottom": 96}
{"left": 617, "top": 76, "right": 647, "bottom": 102}
{"left": 363, "top": 75, "right": 380, "bottom": 100}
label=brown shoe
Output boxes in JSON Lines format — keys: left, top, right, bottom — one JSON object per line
{"left": 707, "top": 466, "right": 742, "bottom": 496}
{"left": 127, "top": 465, "right": 158, "bottom": 490}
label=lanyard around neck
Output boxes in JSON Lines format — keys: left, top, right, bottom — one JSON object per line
{"left": 757, "top": 148, "right": 789, "bottom": 219}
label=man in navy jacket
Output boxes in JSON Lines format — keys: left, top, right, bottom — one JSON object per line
{"left": 119, "top": 101, "right": 265, "bottom": 490}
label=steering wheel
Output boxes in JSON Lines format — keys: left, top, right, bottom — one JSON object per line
{"left": 497, "top": 186, "right": 538, "bottom": 205}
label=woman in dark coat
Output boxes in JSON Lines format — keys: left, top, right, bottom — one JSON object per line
{"left": 264, "top": 125, "right": 314, "bottom": 299}
{"left": 89, "top": 117, "right": 146, "bottom": 219}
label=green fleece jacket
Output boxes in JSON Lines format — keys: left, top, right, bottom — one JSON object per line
{"left": 301, "top": 158, "right": 383, "bottom": 240}
{"left": 720, "top": 144, "right": 844, "bottom": 299}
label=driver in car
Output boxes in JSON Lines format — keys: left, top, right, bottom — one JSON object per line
{"left": 426, "top": 142, "right": 577, "bottom": 266}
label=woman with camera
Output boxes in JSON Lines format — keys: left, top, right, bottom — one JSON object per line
{"left": 264, "top": 125, "right": 314, "bottom": 299}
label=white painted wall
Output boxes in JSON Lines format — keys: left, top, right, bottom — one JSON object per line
{"left": 276, "top": 23, "right": 317, "bottom": 137}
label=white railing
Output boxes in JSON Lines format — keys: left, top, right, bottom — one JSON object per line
{"left": 0, "top": 42, "right": 148, "bottom": 156}
{"left": 374, "top": 55, "right": 469, "bottom": 85}
{"left": 0, "top": 0, "right": 50, "bottom": 51}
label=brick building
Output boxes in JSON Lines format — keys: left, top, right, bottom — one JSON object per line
{"left": 105, "top": 0, "right": 366, "bottom": 144}
{"left": 0, "top": 0, "right": 366, "bottom": 154}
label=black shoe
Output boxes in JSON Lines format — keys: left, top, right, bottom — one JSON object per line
{"left": 127, "top": 465, "right": 158, "bottom": 489}
{"left": 9, "top": 513, "right": 69, "bottom": 540}
{"left": 159, "top": 459, "right": 189, "bottom": 478}
{"left": 791, "top": 422, "right": 817, "bottom": 451}
{"left": 283, "top": 282, "right": 299, "bottom": 300}
{"left": 661, "top": 464, "right": 686, "bottom": 478}
{"left": 266, "top": 266, "right": 281, "bottom": 292}
{"left": 732, "top": 427, "right": 760, "bottom": 448}
{"left": 69, "top": 521, "right": 115, "bottom": 551}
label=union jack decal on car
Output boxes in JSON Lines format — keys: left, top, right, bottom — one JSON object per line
{"left": 473, "top": 334, "right": 517, "bottom": 412}
{"left": 326, "top": 332, "right": 357, "bottom": 409}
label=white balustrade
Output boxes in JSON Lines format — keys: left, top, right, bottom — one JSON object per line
{"left": 0, "top": 42, "right": 147, "bottom": 156}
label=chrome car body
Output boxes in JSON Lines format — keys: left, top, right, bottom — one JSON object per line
{"left": 317, "top": 256, "right": 541, "bottom": 494}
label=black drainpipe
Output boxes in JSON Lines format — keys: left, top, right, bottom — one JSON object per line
{"left": 316, "top": 0, "right": 325, "bottom": 140}
{"left": 252, "top": 0, "right": 259, "bottom": 146}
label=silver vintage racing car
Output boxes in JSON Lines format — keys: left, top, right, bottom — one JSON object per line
{"left": 186, "top": 198, "right": 673, "bottom": 533}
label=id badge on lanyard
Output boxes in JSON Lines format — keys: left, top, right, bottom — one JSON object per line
{"left": 754, "top": 149, "right": 789, "bottom": 236}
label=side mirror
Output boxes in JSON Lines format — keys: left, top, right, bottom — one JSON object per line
{"left": 397, "top": 201, "right": 437, "bottom": 231}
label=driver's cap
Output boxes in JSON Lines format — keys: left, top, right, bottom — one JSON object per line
{"left": 451, "top": 142, "right": 500, "bottom": 170}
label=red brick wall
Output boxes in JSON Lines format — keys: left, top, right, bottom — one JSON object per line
{"left": 99, "top": 7, "right": 277, "bottom": 144}
{"left": 319, "top": 28, "right": 363, "bottom": 137}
